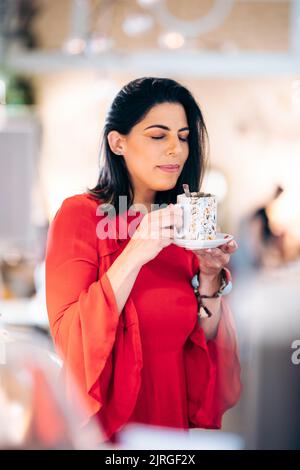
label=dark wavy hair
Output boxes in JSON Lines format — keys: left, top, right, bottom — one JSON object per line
{"left": 88, "top": 77, "right": 209, "bottom": 214}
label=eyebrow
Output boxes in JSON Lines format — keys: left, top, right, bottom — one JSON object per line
{"left": 143, "top": 124, "right": 189, "bottom": 132}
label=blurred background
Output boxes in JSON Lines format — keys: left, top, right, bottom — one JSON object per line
{"left": 0, "top": 0, "right": 300, "bottom": 450}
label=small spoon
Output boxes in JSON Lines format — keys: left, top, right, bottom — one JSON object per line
{"left": 183, "top": 184, "right": 191, "bottom": 197}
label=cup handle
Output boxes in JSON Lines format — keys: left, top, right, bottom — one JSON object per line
{"left": 173, "top": 203, "right": 189, "bottom": 239}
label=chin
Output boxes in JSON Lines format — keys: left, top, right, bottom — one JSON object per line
{"left": 152, "top": 180, "right": 178, "bottom": 191}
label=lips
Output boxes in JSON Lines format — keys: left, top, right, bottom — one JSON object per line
{"left": 157, "top": 164, "right": 180, "bottom": 169}
{"left": 157, "top": 164, "right": 180, "bottom": 173}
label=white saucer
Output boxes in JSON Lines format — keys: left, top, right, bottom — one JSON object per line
{"left": 173, "top": 233, "right": 234, "bottom": 250}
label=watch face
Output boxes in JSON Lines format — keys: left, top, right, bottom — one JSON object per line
{"left": 219, "top": 268, "right": 232, "bottom": 296}
{"left": 220, "top": 280, "right": 233, "bottom": 296}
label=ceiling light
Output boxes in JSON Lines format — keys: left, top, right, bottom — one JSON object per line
{"left": 152, "top": 0, "right": 234, "bottom": 38}
{"left": 137, "top": 0, "right": 160, "bottom": 7}
{"left": 158, "top": 31, "right": 185, "bottom": 49}
{"left": 85, "top": 36, "right": 114, "bottom": 55}
{"left": 122, "top": 13, "right": 154, "bottom": 37}
{"left": 63, "top": 37, "right": 86, "bottom": 55}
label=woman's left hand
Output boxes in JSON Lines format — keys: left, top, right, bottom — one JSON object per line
{"left": 192, "top": 239, "right": 238, "bottom": 279}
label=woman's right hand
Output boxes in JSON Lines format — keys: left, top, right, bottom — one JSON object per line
{"left": 106, "top": 204, "right": 183, "bottom": 314}
{"left": 126, "top": 204, "right": 183, "bottom": 266}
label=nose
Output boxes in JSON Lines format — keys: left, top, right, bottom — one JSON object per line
{"left": 166, "top": 135, "right": 182, "bottom": 156}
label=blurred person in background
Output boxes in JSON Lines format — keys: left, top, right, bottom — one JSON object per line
{"left": 45, "top": 77, "right": 241, "bottom": 445}
{"left": 249, "top": 185, "right": 286, "bottom": 268}
{"left": 234, "top": 185, "right": 286, "bottom": 271}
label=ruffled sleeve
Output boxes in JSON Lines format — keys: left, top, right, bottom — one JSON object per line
{"left": 184, "top": 255, "right": 242, "bottom": 429}
{"left": 45, "top": 196, "right": 121, "bottom": 424}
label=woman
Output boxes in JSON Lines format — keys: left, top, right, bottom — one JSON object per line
{"left": 45, "top": 77, "right": 242, "bottom": 444}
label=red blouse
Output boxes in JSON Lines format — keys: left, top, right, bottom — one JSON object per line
{"left": 45, "top": 193, "right": 242, "bottom": 443}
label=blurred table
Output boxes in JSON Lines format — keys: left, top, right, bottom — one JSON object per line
{"left": 0, "top": 295, "right": 49, "bottom": 330}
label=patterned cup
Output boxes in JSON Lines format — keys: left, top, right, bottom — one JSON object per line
{"left": 174, "top": 192, "right": 217, "bottom": 240}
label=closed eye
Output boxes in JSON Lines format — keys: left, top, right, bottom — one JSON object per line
{"left": 151, "top": 136, "right": 188, "bottom": 142}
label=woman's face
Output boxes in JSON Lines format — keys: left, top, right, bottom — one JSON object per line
{"left": 108, "top": 102, "right": 190, "bottom": 200}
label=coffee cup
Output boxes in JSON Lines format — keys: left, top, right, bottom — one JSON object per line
{"left": 174, "top": 192, "right": 217, "bottom": 240}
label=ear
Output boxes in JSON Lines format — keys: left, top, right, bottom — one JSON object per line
{"left": 107, "top": 130, "right": 126, "bottom": 156}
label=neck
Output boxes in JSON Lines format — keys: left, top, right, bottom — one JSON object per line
{"left": 132, "top": 200, "right": 154, "bottom": 214}
{"left": 132, "top": 187, "right": 156, "bottom": 214}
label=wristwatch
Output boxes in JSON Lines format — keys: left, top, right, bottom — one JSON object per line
{"left": 217, "top": 267, "right": 233, "bottom": 296}
{"left": 191, "top": 267, "right": 233, "bottom": 318}
{"left": 191, "top": 267, "right": 232, "bottom": 297}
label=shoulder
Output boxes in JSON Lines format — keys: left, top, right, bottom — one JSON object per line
{"left": 46, "top": 194, "right": 105, "bottom": 261}
{"left": 59, "top": 192, "right": 99, "bottom": 212}
{"left": 52, "top": 193, "right": 105, "bottom": 223}
{"left": 48, "top": 193, "right": 110, "bottom": 243}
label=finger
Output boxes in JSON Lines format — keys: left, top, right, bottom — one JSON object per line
{"left": 171, "top": 204, "right": 184, "bottom": 217}
{"left": 134, "top": 227, "right": 175, "bottom": 240}
{"left": 160, "top": 211, "right": 183, "bottom": 229}
{"left": 196, "top": 250, "right": 230, "bottom": 267}
{"left": 202, "top": 247, "right": 224, "bottom": 257}
{"left": 158, "top": 203, "right": 182, "bottom": 215}
{"left": 220, "top": 240, "right": 238, "bottom": 254}
{"left": 168, "top": 212, "right": 183, "bottom": 227}
{"left": 152, "top": 205, "right": 183, "bottom": 230}
{"left": 172, "top": 214, "right": 184, "bottom": 229}
{"left": 149, "top": 225, "right": 175, "bottom": 239}
{"left": 145, "top": 213, "right": 182, "bottom": 233}
{"left": 197, "top": 256, "right": 224, "bottom": 270}
{"left": 160, "top": 228, "right": 175, "bottom": 239}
